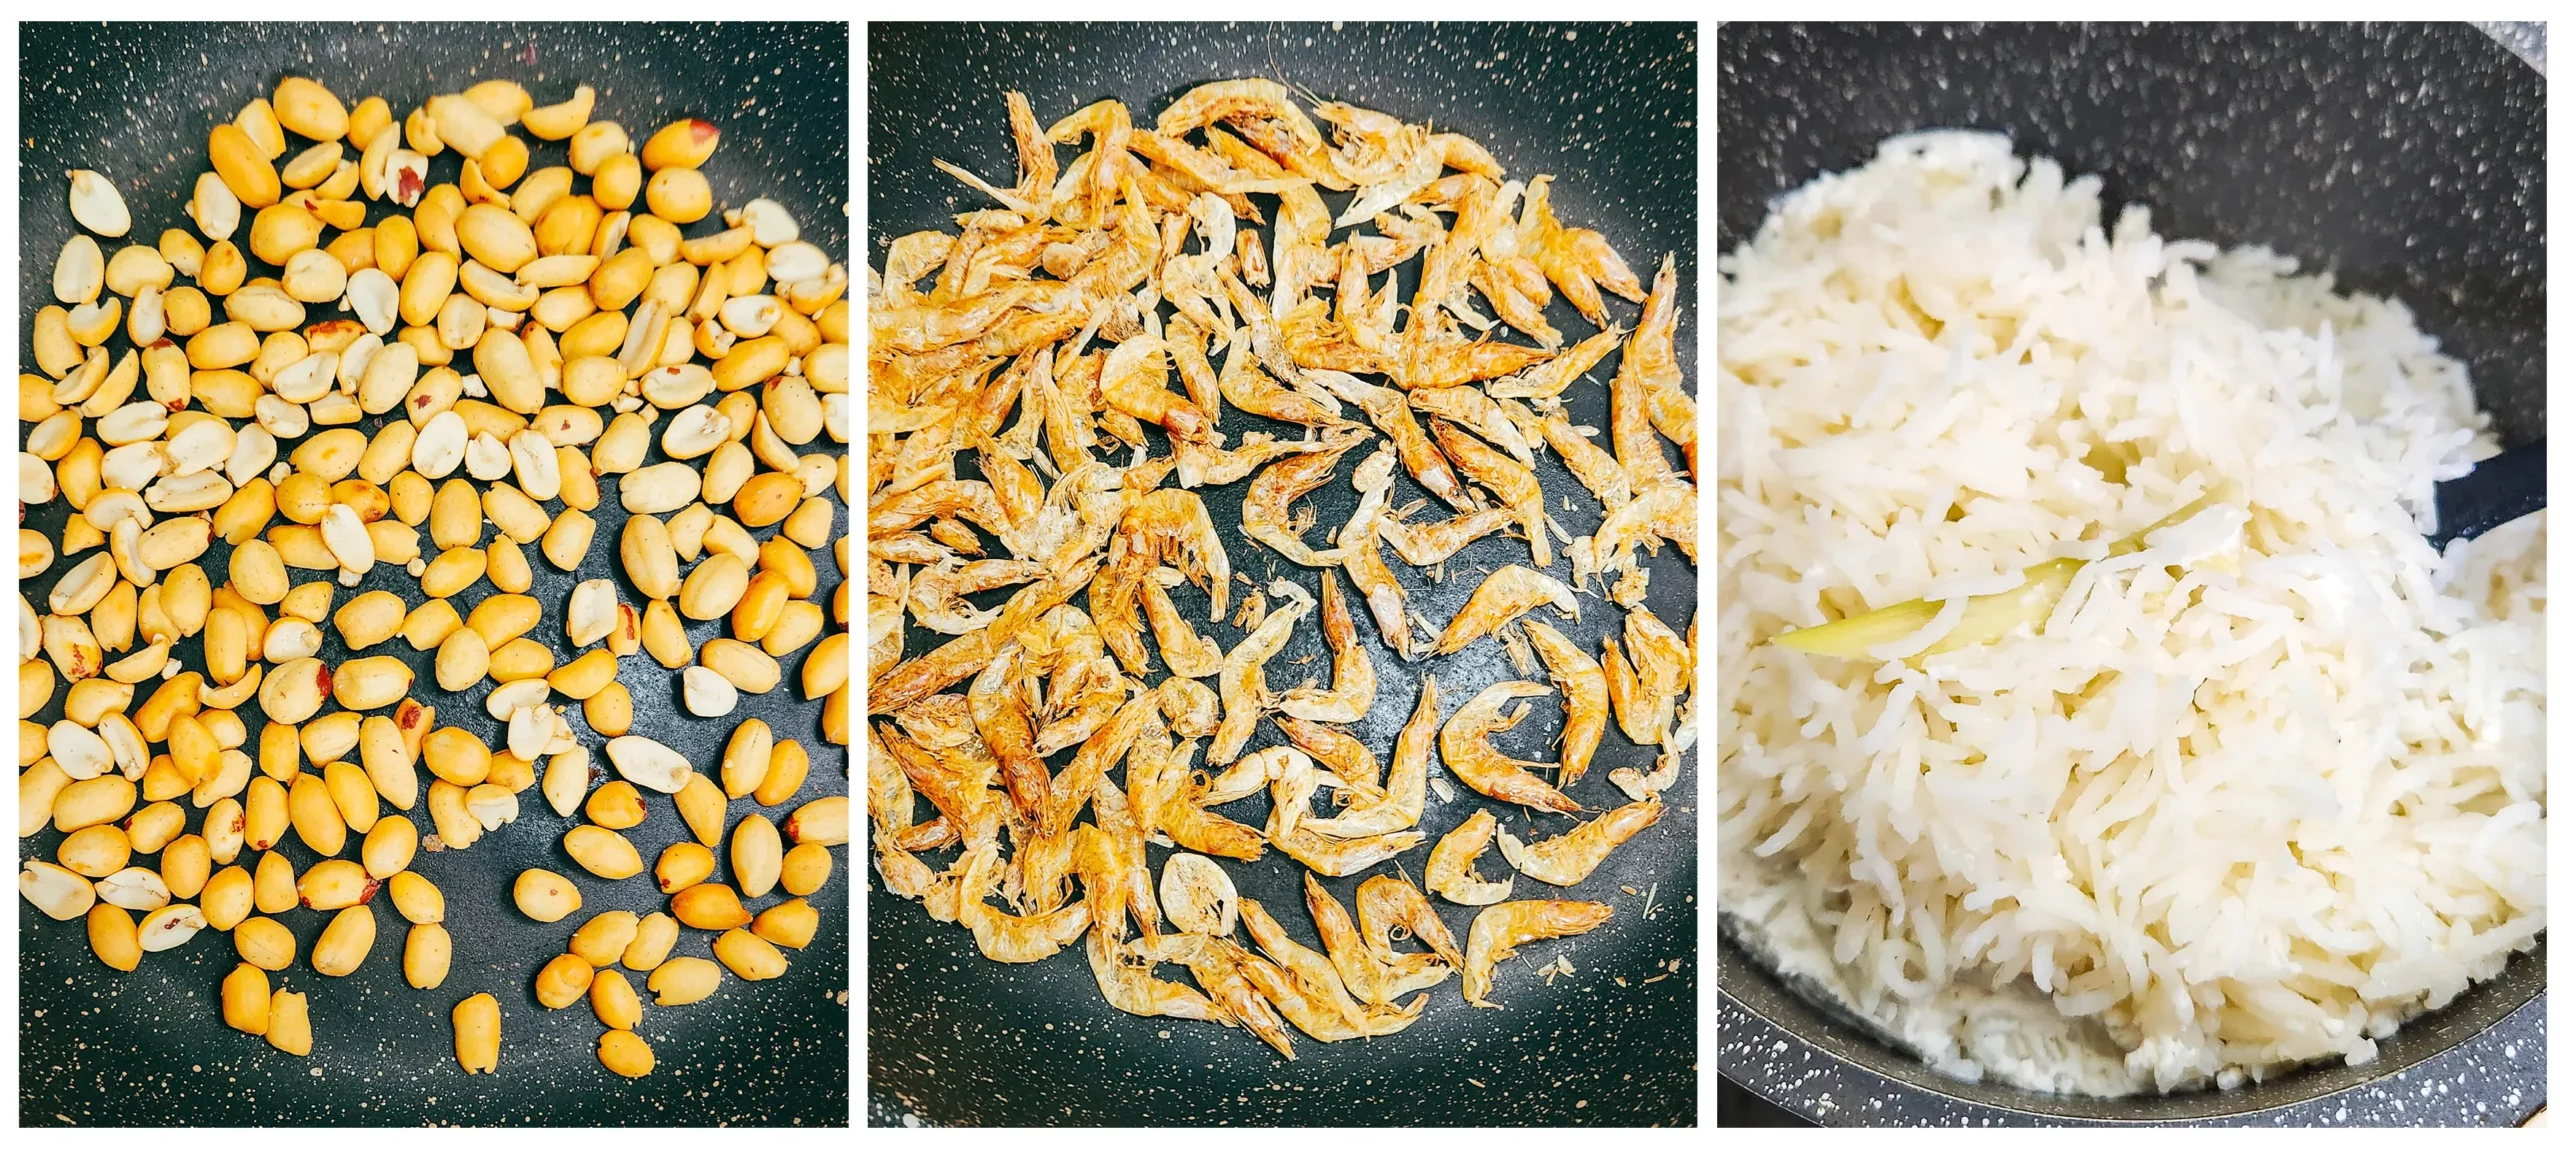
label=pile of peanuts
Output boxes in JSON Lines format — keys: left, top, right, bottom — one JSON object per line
{"left": 19, "top": 72, "right": 850, "bottom": 1081}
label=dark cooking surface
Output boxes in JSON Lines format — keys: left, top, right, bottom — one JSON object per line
{"left": 1717, "top": 22, "right": 2546, "bottom": 450}
{"left": 18, "top": 22, "right": 849, "bottom": 1125}
{"left": 1716, "top": 22, "right": 2547, "bottom": 1126}
{"left": 870, "top": 21, "right": 1697, "bottom": 1127}
{"left": 1722, "top": 947, "right": 2549, "bottom": 1127}
{"left": 1718, "top": 1074, "right": 1812, "bottom": 1127}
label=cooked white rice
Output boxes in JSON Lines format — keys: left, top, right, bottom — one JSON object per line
{"left": 1715, "top": 131, "right": 2547, "bottom": 1095}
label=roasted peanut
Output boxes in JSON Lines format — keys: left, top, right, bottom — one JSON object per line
{"left": 223, "top": 962, "right": 272, "bottom": 1034}
{"left": 568, "top": 909, "right": 640, "bottom": 968}
{"left": 512, "top": 867, "right": 581, "bottom": 922}
{"left": 785, "top": 795, "right": 849, "bottom": 847}
{"left": 452, "top": 992, "right": 501, "bottom": 1074}
{"left": 621, "top": 912, "right": 679, "bottom": 972}
{"left": 654, "top": 840, "right": 716, "bottom": 895}
{"left": 388, "top": 870, "right": 445, "bottom": 924}
{"left": 781, "top": 841, "right": 833, "bottom": 897}
{"left": 673, "top": 771, "right": 727, "bottom": 847}
{"left": 265, "top": 987, "right": 313, "bottom": 1056}
{"left": 589, "top": 967, "right": 642, "bottom": 1031}
{"left": 87, "top": 903, "right": 142, "bottom": 971}
{"left": 731, "top": 813, "right": 782, "bottom": 899}
{"left": 597, "top": 1030, "right": 654, "bottom": 1078}
{"left": 535, "top": 951, "right": 594, "bottom": 1009}
{"left": 234, "top": 915, "right": 297, "bottom": 971}
{"left": 312, "top": 904, "right": 376, "bottom": 976}
{"left": 563, "top": 824, "right": 643, "bottom": 880}
{"left": 672, "top": 882, "right": 750, "bottom": 931}
{"left": 752, "top": 897, "right": 820, "bottom": 949}
{"left": 404, "top": 921, "right": 452, "bottom": 989}
{"left": 713, "top": 927, "right": 788, "bottom": 981}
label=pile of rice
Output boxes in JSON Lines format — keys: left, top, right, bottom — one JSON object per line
{"left": 1715, "top": 131, "right": 2547, "bottom": 1095}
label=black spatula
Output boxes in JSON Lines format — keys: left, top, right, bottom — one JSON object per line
{"left": 2431, "top": 440, "right": 2547, "bottom": 550}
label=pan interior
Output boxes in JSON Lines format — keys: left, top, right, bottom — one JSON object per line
{"left": 1715, "top": 22, "right": 2547, "bottom": 1124}
{"left": 870, "top": 21, "right": 1701, "bottom": 1128}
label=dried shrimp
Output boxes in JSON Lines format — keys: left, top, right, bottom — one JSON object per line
{"left": 870, "top": 75, "right": 1696, "bottom": 1055}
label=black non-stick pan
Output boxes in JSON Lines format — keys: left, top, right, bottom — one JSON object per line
{"left": 1715, "top": 22, "right": 2546, "bottom": 1127}
{"left": 868, "top": 21, "right": 1698, "bottom": 1127}
{"left": 18, "top": 21, "right": 849, "bottom": 1125}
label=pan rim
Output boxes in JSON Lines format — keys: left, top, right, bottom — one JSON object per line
{"left": 1716, "top": 923, "right": 2549, "bottom": 1125}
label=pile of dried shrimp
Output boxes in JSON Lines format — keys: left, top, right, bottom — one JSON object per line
{"left": 868, "top": 77, "right": 1696, "bottom": 1056}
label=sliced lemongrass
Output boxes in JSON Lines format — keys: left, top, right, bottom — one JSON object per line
{"left": 1773, "top": 482, "right": 2238, "bottom": 658}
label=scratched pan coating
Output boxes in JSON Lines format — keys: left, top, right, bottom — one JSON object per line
{"left": 17, "top": 21, "right": 848, "bottom": 1126}
{"left": 867, "top": 21, "right": 1698, "bottom": 1127}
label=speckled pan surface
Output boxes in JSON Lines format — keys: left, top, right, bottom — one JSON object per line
{"left": 1717, "top": 21, "right": 2546, "bottom": 447}
{"left": 1715, "top": 22, "right": 2547, "bottom": 1127}
{"left": 1721, "top": 951, "right": 2547, "bottom": 1127}
{"left": 869, "top": 21, "right": 1698, "bottom": 1128}
{"left": 18, "top": 21, "right": 849, "bottom": 1126}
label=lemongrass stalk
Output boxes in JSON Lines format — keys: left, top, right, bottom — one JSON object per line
{"left": 1771, "top": 482, "right": 2237, "bottom": 659}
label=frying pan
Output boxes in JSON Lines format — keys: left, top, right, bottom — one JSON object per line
{"left": 18, "top": 21, "right": 849, "bottom": 1125}
{"left": 867, "top": 21, "right": 1698, "bottom": 1127}
{"left": 1715, "top": 22, "right": 2547, "bottom": 1127}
